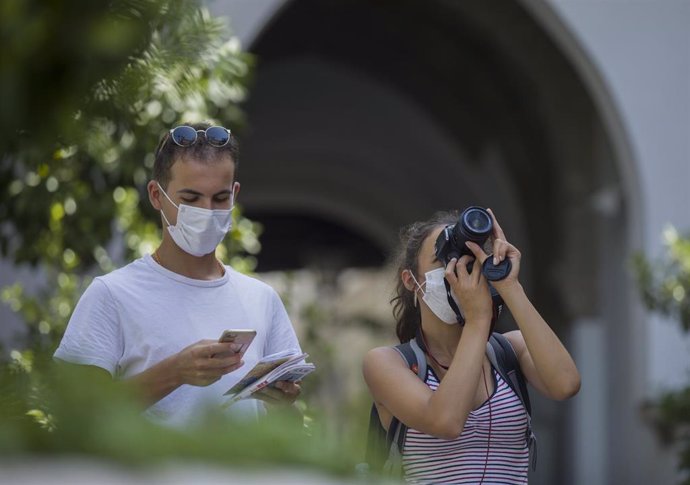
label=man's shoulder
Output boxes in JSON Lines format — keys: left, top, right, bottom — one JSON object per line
{"left": 226, "top": 267, "right": 278, "bottom": 298}
{"left": 93, "top": 257, "right": 151, "bottom": 290}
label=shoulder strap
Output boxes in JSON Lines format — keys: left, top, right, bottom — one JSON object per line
{"left": 380, "top": 339, "right": 427, "bottom": 478}
{"left": 487, "top": 332, "right": 531, "bottom": 415}
{"left": 393, "top": 338, "right": 427, "bottom": 380}
{"left": 486, "top": 332, "right": 537, "bottom": 470}
{"left": 363, "top": 340, "right": 427, "bottom": 477}
{"left": 363, "top": 402, "right": 386, "bottom": 472}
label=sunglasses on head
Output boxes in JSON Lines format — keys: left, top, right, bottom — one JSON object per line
{"left": 168, "top": 125, "right": 232, "bottom": 148}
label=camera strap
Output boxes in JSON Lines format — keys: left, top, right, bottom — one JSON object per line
{"left": 443, "top": 278, "right": 466, "bottom": 325}
{"left": 442, "top": 279, "right": 502, "bottom": 327}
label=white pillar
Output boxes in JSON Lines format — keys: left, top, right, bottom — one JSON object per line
{"left": 570, "top": 318, "right": 607, "bottom": 485}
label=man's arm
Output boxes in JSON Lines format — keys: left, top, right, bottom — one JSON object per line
{"left": 57, "top": 339, "right": 246, "bottom": 408}
{"left": 126, "top": 339, "right": 245, "bottom": 407}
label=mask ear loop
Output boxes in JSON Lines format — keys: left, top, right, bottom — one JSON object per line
{"left": 157, "top": 182, "right": 179, "bottom": 209}
{"left": 156, "top": 182, "right": 179, "bottom": 229}
{"left": 408, "top": 271, "right": 424, "bottom": 308}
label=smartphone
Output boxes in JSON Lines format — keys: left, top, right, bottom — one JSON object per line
{"left": 218, "top": 329, "right": 257, "bottom": 354}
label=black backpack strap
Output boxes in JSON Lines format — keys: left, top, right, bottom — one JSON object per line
{"left": 396, "top": 338, "right": 427, "bottom": 381}
{"left": 362, "top": 402, "right": 387, "bottom": 473}
{"left": 380, "top": 339, "right": 427, "bottom": 478}
{"left": 487, "top": 333, "right": 531, "bottom": 415}
{"left": 487, "top": 332, "right": 537, "bottom": 470}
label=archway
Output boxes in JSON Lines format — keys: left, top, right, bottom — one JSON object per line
{"left": 236, "top": 1, "right": 641, "bottom": 483}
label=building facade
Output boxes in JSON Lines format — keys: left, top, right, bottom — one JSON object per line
{"left": 209, "top": 1, "right": 690, "bottom": 484}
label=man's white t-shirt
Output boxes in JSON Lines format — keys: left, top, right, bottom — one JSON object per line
{"left": 54, "top": 254, "right": 301, "bottom": 427}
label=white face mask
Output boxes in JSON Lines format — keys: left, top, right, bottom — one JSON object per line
{"left": 158, "top": 183, "right": 234, "bottom": 257}
{"left": 410, "top": 268, "right": 463, "bottom": 325}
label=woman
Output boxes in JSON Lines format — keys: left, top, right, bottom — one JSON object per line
{"left": 363, "top": 208, "right": 580, "bottom": 484}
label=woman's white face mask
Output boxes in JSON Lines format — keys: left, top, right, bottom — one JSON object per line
{"left": 158, "top": 182, "right": 234, "bottom": 257}
{"left": 409, "top": 267, "right": 462, "bottom": 324}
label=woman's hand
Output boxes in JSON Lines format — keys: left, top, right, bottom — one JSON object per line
{"left": 476, "top": 208, "right": 522, "bottom": 291}
{"left": 459, "top": 208, "right": 522, "bottom": 302}
{"left": 444, "top": 253, "right": 493, "bottom": 326}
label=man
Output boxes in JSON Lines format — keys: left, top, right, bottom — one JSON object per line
{"left": 54, "top": 122, "right": 302, "bottom": 427}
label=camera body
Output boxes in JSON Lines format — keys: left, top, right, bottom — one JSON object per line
{"left": 433, "top": 206, "right": 511, "bottom": 327}
{"left": 434, "top": 206, "right": 493, "bottom": 267}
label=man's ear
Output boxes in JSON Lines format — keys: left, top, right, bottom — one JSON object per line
{"left": 147, "top": 180, "right": 162, "bottom": 211}
{"left": 232, "top": 181, "right": 241, "bottom": 201}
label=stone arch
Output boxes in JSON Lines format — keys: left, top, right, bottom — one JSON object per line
{"left": 235, "top": 1, "right": 641, "bottom": 483}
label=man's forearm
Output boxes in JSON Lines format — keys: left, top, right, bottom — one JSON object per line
{"left": 125, "top": 354, "right": 182, "bottom": 408}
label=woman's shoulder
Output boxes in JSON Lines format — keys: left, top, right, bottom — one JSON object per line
{"left": 364, "top": 345, "right": 402, "bottom": 361}
{"left": 363, "top": 345, "right": 415, "bottom": 377}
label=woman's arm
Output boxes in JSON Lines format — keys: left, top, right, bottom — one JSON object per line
{"left": 467, "top": 208, "right": 580, "bottom": 401}
{"left": 363, "top": 322, "right": 488, "bottom": 440}
{"left": 500, "top": 291, "right": 581, "bottom": 400}
{"left": 363, "top": 255, "right": 494, "bottom": 440}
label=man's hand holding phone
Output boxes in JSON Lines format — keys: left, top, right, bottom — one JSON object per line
{"left": 172, "top": 339, "right": 243, "bottom": 387}
{"left": 217, "top": 329, "right": 257, "bottom": 357}
{"left": 172, "top": 330, "right": 256, "bottom": 387}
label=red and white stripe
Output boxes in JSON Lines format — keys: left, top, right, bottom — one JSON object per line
{"left": 402, "top": 368, "right": 529, "bottom": 484}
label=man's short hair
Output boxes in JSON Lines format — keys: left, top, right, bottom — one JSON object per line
{"left": 153, "top": 121, "right": 240, "bottom": 188}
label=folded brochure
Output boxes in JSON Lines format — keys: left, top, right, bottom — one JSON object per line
{"left": 223, "top": 349, "right": 315, "bottom": 404}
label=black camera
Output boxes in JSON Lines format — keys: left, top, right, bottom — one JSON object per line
{"left": 434, "top": 206, "right": 511, "bottom": 280}
{"left": 435, "top": 206, "right": 494, "bottom": 266}
{"left": 433, "top": 206, "right": 511, "bottom": 326}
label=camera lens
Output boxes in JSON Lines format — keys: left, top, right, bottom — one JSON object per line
{"left": 462, "top": 207, "right": 492, "bottom": 237}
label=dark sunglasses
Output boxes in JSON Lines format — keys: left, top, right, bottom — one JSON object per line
{"left": 168, "top": 125, "right": 232, "bottom": 148}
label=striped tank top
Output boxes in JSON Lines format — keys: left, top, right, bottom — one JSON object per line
{"left": 402, "top": 367, "right": 529, "bottom": 484}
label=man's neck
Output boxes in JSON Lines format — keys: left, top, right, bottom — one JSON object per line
{"left": 154, "top": 240, "right": 225, "bottom": 281}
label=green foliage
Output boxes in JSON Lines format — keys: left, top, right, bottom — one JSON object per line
{"left": 0, "top": 354, "right": 362, "bottom": 476}
{"left": 0, "top": 0, "right": 364, "bottom": 477}
{"left": 633, "top": 226, "right": 690, "bottom": 331}
{"left": 1, "top": 0, "right": 259, "bottom": 350}
{"left": 1, "top": 0, "right": 253, "bottom": 270}
{"left": 633, "top": 225, "right": 690, "bottom": 482}
{"left": 0, "top": 1, "right": 369, "bottom": 478}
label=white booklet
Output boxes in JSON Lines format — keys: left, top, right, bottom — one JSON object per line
{"left": 223, "top": 349, "right": 316, "bottom": 405}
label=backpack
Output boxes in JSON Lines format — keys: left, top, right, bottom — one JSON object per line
{"left": 359, "top": 332, "right": 537, "bottom": 479}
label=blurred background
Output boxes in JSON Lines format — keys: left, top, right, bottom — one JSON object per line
{"left": 1, "top": 0, "right": 688, "bottom": 484}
